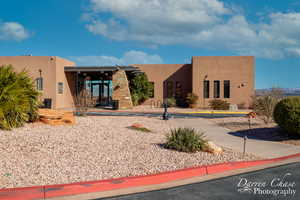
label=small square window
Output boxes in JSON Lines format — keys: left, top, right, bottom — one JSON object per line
{"left": 58, "top": 82, "right": 63, "bottom": 94}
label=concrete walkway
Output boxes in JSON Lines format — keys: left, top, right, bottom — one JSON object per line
{"left": 170, "top": 118, "right": 300, "bottom": 159}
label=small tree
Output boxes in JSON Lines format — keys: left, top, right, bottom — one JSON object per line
{"left": 129, "top": 73, "right": 153, "bottom": 106}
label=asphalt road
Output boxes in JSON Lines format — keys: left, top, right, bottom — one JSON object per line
{"left": 99, "top": 163, "right": 299, "bottom": 200}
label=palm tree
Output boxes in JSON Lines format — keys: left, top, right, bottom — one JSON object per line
{"left": 0, "top": 65, "right": 40, "bottom": 130}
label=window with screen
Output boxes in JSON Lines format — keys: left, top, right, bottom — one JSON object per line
{"left": 36, "top": 77, "right": 43, "bottom": 91}
{"left": 167, "top": 81, "right": 174, "bottom": 98}
{"left": 214, "top": 80, "right": 220, "bottom": 98}
{"left": 58, "top": 82, "right": 63, "bottom": 94}
{"left": 224, "top": 80, "right": 230, "bottom": 98}
{"left": 203, "top": 80, "right": 209, "bottom": 98}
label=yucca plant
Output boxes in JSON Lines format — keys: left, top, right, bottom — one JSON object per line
{"left": 0, "top": 65, "right": 40, "bottom": 130}
{"left": 165, "top": 128, "right": 207, "bottom": 153}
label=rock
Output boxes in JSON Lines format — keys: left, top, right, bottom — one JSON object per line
{"left": 229, "top": 104, "right": 238, "bottom": 111}
{"left": 204, "top": 141, "right": 223, "bottom": 154}
{"left": 38, "top": 109, "right": 75, "bottom": 126}
{"left": 131, "top": 123, "right": 144, "bottom": 128}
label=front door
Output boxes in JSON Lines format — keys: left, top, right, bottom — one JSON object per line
{"left": 91, "top": 82, "right": 111, "bottom": 106}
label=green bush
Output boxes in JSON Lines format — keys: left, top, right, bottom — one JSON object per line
{"left": 186, "top": 93, "right": 199, "bottom": 105}
{"left": 129, "top": 73, "right": 153, "bottom": 106}
{"left": 273, "top": 97, "right": 300, "bottom": 135}
{"left": 0, "top": 65, "right": 40, "bottom": 130}
{"left": 166, "top": 97, "right": 176, "bottom": 107}
{"left": 165, "top": 128, "right": 207, "bottom": 153}
{"left": 253, "top": 96, "right": 278, "bottom": 124}
{"left": 209, "top": 99, "right": 230, "bottom": 110}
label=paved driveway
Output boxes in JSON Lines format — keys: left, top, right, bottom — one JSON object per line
{"left": 100, "top": 163, "right": 299, "bottom": 200}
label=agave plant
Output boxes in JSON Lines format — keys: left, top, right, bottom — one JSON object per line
{"left": 0, "top": 65, "right": 40, "bottom": 130}
{"left": 165, "top": 128, "right": 207, "bottom": 153}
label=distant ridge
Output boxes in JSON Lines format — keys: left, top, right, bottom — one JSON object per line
{"left": 256, "top": 88, "right": 300, "bottom": 96}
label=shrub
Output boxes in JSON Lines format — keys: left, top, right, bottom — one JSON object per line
{"left": 166, "top": 97, "right": 176, "bottom": 107}
{"left": 253, "top": 96, "right": 278, "bottom": 124}
{"left": 237, "top": 102, "right": 246, "bottom": 109}
{"left": 129, "top": 73, "right": 153, "bottom": 106}
{"left": 186, "top": 93, "right": 199, "bottom": 106}
{"left": 274, "top": 97, "right": 300, "bottom": 135}
{"left": 74, "top": 89, "right": 94, "bottom": 116}
{"left": 0, "top": 65, "right": 40, "bottom": 130}
{"left": 165, "top": 128, "right": 207, "bottom": 153}
{"left": 209, "top": 99, "right": 230, "bottom": 110}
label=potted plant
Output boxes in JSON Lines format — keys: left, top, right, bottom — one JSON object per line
{"left": 186, "top": 93, "right": 199, "bottom": 108}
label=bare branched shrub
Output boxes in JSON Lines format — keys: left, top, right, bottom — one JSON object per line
{"left": 74, "top": 89, "right": 95, "bottom": 116}
{"left": 252, "top": 87, "right": 284, "bottom": 124}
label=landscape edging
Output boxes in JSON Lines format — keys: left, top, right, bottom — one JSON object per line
{"left": 1, "top": 153, "right": 300, "bottom": 200}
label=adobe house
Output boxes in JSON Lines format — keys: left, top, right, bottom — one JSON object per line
{"left": 0, "top": 56, "right": 255, "bottom": 109}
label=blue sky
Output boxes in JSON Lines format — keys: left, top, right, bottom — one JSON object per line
{"left": 0, "top": 0, "right": 299, "bottom": 89}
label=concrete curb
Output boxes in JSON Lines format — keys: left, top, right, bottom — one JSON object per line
{"left": 1, "top": 153, "right": 300, "bottom": 200}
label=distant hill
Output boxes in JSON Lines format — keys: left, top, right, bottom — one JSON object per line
{"left": 256, "top": 88, "right": 300, "bottom": 96}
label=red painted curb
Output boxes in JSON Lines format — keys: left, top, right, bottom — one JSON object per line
{"left": 1, "top": 153, "right": 299, "bottom": 200}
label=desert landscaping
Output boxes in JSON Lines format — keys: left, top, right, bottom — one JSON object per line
{"left": 0, "top": 116, "right": 259, "bottom": 189}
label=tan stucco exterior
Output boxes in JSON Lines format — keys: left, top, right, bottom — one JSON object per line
{"left": 0, "top": 56, "right": 75, "bottom": 109}
{"left": 134, "top": 56, "right": 254, "bottom": 108}
{"left": 0, "top": 55, "right": 255, "bottom": 109}
{"left": 192, "top": 56, "right": 255, "bottom": 108}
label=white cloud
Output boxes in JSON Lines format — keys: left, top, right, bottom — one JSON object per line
{"left": 70, "top": 50, "right": 163, "bottom": 65}
{"left": 0, "top": 21, "right": 30, "bottom": 41}
{"left": 84, "top": 0, "right": 300, "bottom": 59}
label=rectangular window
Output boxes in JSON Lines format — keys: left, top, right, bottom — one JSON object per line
{"left": 175, "top": 81, "right": 182, "bottom": 98}
{"left": 214, "top": 80, "right": 220, "bottom": 98}
{"left": 224, "top": 80, "right": 230, "bottom": 98}
{"left": 203, "top": 80, "right": 210, "bottom": 99}
{"left": 167, "top": 81, "right": 174, "bottom": 98}
{"left": 36, "top": 77, "right": 43, "bottom": 91}
{"left": 149, "top": 82, "right": 154, "bottom": 98}
{"left": 58, "top": 82, "right": 63, "bottom": 94}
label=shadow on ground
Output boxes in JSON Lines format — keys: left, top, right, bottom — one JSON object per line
{"left": 227, "top": 127, "right": 300, "bottom": 142}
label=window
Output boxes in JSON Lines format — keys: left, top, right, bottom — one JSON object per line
{"left": 224, "top": 80, "right": 230, "bottom": 98}
{"left": 36, "top": 77, "right": 43, "bottom": 91}
{"left": 203, "top": 80, "right": 209, "bottom": 99}
{"left": 214, "top": 80, "right": 220, "bottom": 98}
{"left": 149, "top": 82, "right": 154, "bottom": 98}
{"left": 58, "top": 82, "right": 63, "bottom": 94}
{"left": 175, "top": 81, "right": 182, "bottom": 98}
{"left": 167, "top": 81, "right": 174, "bottom": 98}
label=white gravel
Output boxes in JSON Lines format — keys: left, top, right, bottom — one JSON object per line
{"left": 0, "top": 116, "right": 258, "bottom": 189}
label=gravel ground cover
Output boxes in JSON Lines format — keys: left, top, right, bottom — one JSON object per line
{"left": 1, "top": 116, "right": 258, "bottom": 189}
{"left": 208, "top": 117, "right": 300, "bottom": 146}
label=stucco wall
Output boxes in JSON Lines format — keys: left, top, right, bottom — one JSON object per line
{"left": 0, "top": 56, "right": 57, "bottom": 107}
{"left": 55, "top": 57, "right": 75, "bottom": 109}
{"left": 133, "top": 64, "right": 192, "bottom": 105}
{"left": 192, "top": 56, "right": 255, "bottom": 108}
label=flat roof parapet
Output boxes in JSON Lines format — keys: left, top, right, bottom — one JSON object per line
{"left": 64, "top": 66, "right": 141, "bottom": 73}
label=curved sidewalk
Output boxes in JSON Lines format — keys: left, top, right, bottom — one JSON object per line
{"left": 170, "top": 118, "right": 300, "bottom": 159}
